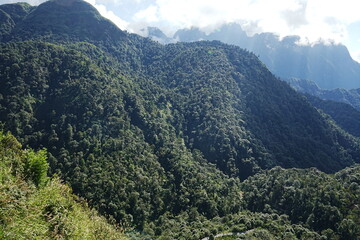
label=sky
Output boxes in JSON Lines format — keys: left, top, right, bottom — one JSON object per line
{"left": 1, "top": 0, "right": 360, "bottom": 62}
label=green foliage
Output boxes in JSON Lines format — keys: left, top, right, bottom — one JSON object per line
{"left": 0, "top": 40, "right": 245, "bottom": 233}
{"left": 307, "top": 94, "right": 360, "bottom": 138}
{"left": 0, "top": 131, "right": 126, "bottom": 240}
{"left": 24, "top": 148, "right": 49, "bottom": 187}
{"left": 1, "top": 1, "right": 360, "bottom": 239}
{"left": 0, "top": 2, "right": 34, "bottom": 41}
{"left": 150, "top": 210, "right": 323, "bottom": 240}
{"left": 241, "top": 166, "right": 360, "bottom": 239}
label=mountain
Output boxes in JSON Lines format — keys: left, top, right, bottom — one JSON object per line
{"left": 0, "top": 2, "right": 34, "bottom": 41}
{"left": 305, "top": 94, "right": 360, "bottom": 138}
{"left": 140, "top": 26, "right": 176, "bottom": 44}
{"left": 1, "top": 1, "right": 360, "bottom": 239}
{"left": 0, "top": 0, "right": 125, "bottom": 42}
{"left": 168, "top": 23, "right": 360, "bottom": 89}
{"left": 284, "top": 78, "right": 360, "bottom": 138}
{"left": 286, "top": 77, "right": 360, "bottom": 111}
{"left": 174, "top": 27, "right": 207, "bottom": 42}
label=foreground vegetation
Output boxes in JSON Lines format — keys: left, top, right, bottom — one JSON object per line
{"left": 1, "top": 129, "right": 359, "bottom": 239}
{"left": 0, "top": 131, "right": 126, "bottom": 240}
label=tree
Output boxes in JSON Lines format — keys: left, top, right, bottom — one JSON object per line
{"left": 24, "top": 148, "right": 49, "bottom": 187}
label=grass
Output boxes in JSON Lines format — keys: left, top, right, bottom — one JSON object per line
{"left": 0, "top": 131, "right": 126, "bottom": 240}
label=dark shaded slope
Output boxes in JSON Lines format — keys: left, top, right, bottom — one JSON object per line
{"left": 143, "top": 41, "right": 360, "bottom": 177}
{"left": 306, "top": 94, "right": 360, "bottom": 138}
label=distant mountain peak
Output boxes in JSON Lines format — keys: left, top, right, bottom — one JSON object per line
{"left": 144, "top": 26, "right": 175, "bottom": 44}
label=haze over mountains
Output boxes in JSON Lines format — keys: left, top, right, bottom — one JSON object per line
{"left": 0, "top": 0, "right": 360, "bottom": 239}
{"left": 286, "top": 77, "right": 360, "bottom": 110}
{"left": 146, "top": 23, "right": 360, "bottom": 90}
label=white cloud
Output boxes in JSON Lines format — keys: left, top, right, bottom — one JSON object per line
{"left": 84, "top": 0, "right": 129, "bottom": 30}
{"left": 357, "top": 55, "right": 360, "bottom": 64}
{"left": 131, "top": 0, "right": 360, "bottom": 45}
{"left": 134, "top": 5, "right": 159, "bottom": 22}
{"left": 351, "top": 48, "right": 360, "bottom": 63}
{"left": 132, "top": 0, "right": 305, "bottom": 34}
{"left": 128, "top": 0, "right": 360, "bottom": 62}
{"left": 2, "top": 0, "right": 360, "bottom": 59}
{"left": 3, "top": 0, "right": 359, "bottom": 46}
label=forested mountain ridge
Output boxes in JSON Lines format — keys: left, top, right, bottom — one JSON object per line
{"left": 1, "top": 0, "right": 360, "bottom": 239}
{"left": 152, "top": 23, "right": 360, "bottom": 89}
{"left": 284, "top": 78, "right": 360, "bottom": 138}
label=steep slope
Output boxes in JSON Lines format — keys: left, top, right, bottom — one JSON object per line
{"left": 1, "top": 0, "right": 360, "bottom": 238}
{"left": 285, "top": 78, "right": 360, "bottom": 138}
{"left": 0, "top": 2, "right": 34, "bottom": 41}
{"left": 304, "top": 95, "right": 360, "bottom": 138}
{"left": 0, "top": 131, "right": 126, "bottom": 240}
{"left": 146, "top": 41, "right": 360, "bottom": 175}
{"left": 171, "top": 23, "right": 360, "bottom": 89}
{"left": 0, "top": 41, "right": 243, "bottom": 233}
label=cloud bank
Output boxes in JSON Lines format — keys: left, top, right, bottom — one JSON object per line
{"left": 130, "top": 0, "right": 360, "bottom": 44}
{"left": 122, "top": 0, "right": 360, "bottom": 62}
{"left": 2, "top": 0, "right": 360, "bottom": 62}
{"left": 84, "top": 0, "right": 129, "bottom": 30}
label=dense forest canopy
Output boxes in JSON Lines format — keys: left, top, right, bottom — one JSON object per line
{"left": 0, "top": 0, "right": 360, "bottom": 239}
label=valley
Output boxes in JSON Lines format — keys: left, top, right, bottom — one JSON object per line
{"left": 0, "top": 0, "right": 359, "bottom": 239}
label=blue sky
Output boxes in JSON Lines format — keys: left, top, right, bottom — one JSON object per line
{"left": 2, "top": 0, "right": 360, "bottom": 62}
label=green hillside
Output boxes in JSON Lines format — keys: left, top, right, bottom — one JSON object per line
{"left": 305, "top": 94, "right": 360, "bottom": 138}
{"left": 242, "top": 166, "right": 360, "bottom": 239}
{"left": 0, "top": 131, "right": 126, "bottom": 239}
{"left": 0, "top": 0, "right": 360, "bottom": 239}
